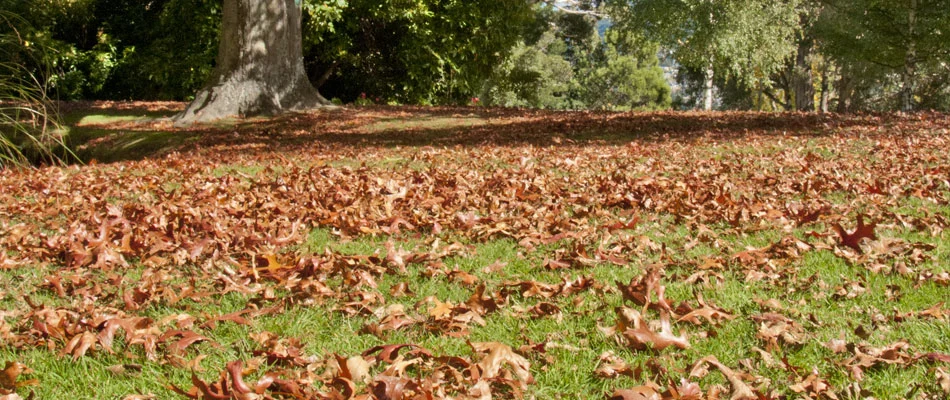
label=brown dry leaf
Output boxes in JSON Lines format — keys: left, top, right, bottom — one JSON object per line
{"left": 389, "top": 281, "right": 413, "bottom": 297}
{"left": 448, "top": 269, "right": 480, "bottom": 285}
{"left": 621, "top": 310, "right": 690, "bottom": 351}
{"left": 824, "top": 339, "right": 848, "bottom": 354}
{"left": 0, "top": 362, "right": 36, "bottom": 393}
{"left": 363, "top": 343, "right": 432, "bottom": 364}
{"left": 482, "top": 259, "right": 507, "bottom": 274}
{"left": 617, "top": 265, "right": 671, "bottom": 312}
{"left": 752, "top": 313, "right": 805, "bottom": 351}
{"left": 594, "top": 351, "right": 635, "bottom": 379}
{"left": 917, "top": 302, "right": 947, "bottom": 320}
{"left": 369, "top": 375, "right": 414, "bottom": 400}
{"left": 609, "top": 385, "right": 662, "bottom": 400}
{"left": 62, "top": 331, "right": 98, "bottom": 360}
{"left": 673, "top": 378, "right": 703, "bottom": 400}
{"left": 841, "top": 340, "right": 915, "bottom": 381}
{"left": 832, "top": 215, "right": 877, "bottom": 253}
{"left": 937, "top": 367, "right": 950, "bottom": 394}
{"left": 470, "top": 341, "right": 534, "bottom": 384}
{"left": 363, "top": 304, "right": 419, "bottom": 336}
{"left": 465, "top": 284, "right": 500, "bottom": 315}
{"left": 384, "top": 240, "right": 411, "bottom": 273}
{"left": 160, "top": 330, "right": 216, "bottom": 356}
{"left": 529, "top": 302, "right": 562, "bottom": 321}
{"left": 171, "top": 360, "right": 268, "bottom": 400}
{"left": 677, "top": 302, "right": 735, "bottom": 326}
{"left": 425, "top": 297, "right": 454, "bottom": 320}
{"left": 789, "top": 370, "right": 838, "bottom": 400}
{"left": 693, "top": 356, "right": 757, "bottom": 400}
{"left": 106, "top": 364, "right": 143, "bottom": 377}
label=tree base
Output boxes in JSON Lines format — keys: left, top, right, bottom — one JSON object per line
{"left": 173, "top": 76, "right": 332, "bottom": 126}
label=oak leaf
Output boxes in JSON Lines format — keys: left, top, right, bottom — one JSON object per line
{"left": 832, "top": 215, "right": 877, "bottom": 253}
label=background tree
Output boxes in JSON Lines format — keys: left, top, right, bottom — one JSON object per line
{"left": 482, "top": 4, "right": 670, "bottom": 110}
{"left": 3, "top": 0, "right": 947, "bottom": 112}
{"left": 481, "top": 29, "right": 575, "bottom": 108}
{"left": 305, "top": 0, "right": 534, "bottom": 105}
{"left": 609, "top": 0, "right": 802, "bottom": 110}
{"left": 815, "top": 0, "right": 950, "bottom": 111}
{"left": 575, "top": 30, "right": 671, "bottom": 110}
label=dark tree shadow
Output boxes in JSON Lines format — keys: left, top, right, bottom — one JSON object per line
{"left": 60, "top": 102, "right": 950, "bottom": 164}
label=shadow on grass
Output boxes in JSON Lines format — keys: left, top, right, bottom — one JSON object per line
{"left": 58, "top": 102, "right": 200, "bottom": 163}
{"left": 57, "top": 102, "right": 943, "bottom": 164}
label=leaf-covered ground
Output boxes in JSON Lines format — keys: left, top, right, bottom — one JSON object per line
{"left": 1, "top": 103, "right": 949, "bottom": 399}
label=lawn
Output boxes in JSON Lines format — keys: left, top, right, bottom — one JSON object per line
{"left": 1, "top": 103, "right": 949, "bottom": 399}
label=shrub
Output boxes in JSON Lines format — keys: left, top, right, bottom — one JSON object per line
{"left": 0, "top": 11, "right": 72, "bottom": 168}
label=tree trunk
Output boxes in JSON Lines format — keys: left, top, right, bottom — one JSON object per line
{"left": 174, "top": 0, "right": 329, "bottom": 125}
{"left": 819, "top": 65, "right": 830, "bottom": 113}
{"left": 835, "top": 62, "right": 854, "bottom": 113}
{"left": 703, "top": 63, "right": 714, "bottom": 111}
{"left": 899, "top": 0, "right": 917, "bottom": 112}
{"left": 791, "top": 35, "right": 814, "bottom": 112}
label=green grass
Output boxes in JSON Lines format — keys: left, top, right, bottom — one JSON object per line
{"left": 3, "top": 107, "right": 950, "bottom": 399}
{"left": 4, "top": 225, "right": 948, "bottom": 398}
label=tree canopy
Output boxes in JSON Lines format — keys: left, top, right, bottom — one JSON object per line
{"left": 2, "top": 0, "right": 948, "bottom": 112}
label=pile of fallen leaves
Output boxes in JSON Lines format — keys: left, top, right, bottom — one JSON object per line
{"left": 1, "top": 104, "right": 949, "bottom": 399}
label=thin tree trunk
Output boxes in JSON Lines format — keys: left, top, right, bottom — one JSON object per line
{"left": 703, "top": 63, "right": 714, "bottom": 111}
{"left": 819, "top": 65, "right": 830, "bottom": 113}
{"left": 315, "top": 61, "right": 339, "bottom": 89}
{"left": 900, "top": 0, "right": 917, "bottom": 112}
{"left": 175, "top": 0, "right": 329, "bottom": 125}
{"left": 835, "top": 63, "right": 854, "bottom": 113}
{"left": 762, "top": 89, "right": 791, "bottom": 111}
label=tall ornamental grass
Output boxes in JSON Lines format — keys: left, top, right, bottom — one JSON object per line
{"left": 0, "top": 11, "right": 72, "bottom": 168}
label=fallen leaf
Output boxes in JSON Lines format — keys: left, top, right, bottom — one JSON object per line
{"left": 621, "top": 310, "right": 689, "bottom": 351}
{"left": 471, "top": 341, "right": 534, "bottom": 384}
{"left": 609, "top": 385, "right": 662, "bottom": 400}
{"left": 693, "top": 356, "right": 757, "bottom": 400}
{"left": 832, "top": 215, "right": 877, "bottom": 253}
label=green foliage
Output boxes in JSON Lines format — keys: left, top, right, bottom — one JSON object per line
{"left": 815, "top": 0, "right": 950, "bottom": 111}
{"left": 483, "top": 8, "right": 670, "bottom": 111}
{"left": 0, "top": 11, "right": 72, "bottom": 168}
{"left": 0, "top": 0, "right": 111, "bottom": 100}
{"left": 304, "top": 0, "right": 535, "bottom": 105}
{"left": 0, "top": 0, "right": 219, "bottom": 101}
{"left": 575, "top": 30, "right": 671, "bottom": 111}
{"left": 610, "top": 0, "right": 801, "bottom": 89}
{"left": 481, "top": 31, "right": 574, "bottom": 108}
{"left": 96, "top": 0, "right": 220, "bottom": 100}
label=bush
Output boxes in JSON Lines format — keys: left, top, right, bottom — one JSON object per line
{"left": 0, "top": 11, "right": 72, "bottom": 168}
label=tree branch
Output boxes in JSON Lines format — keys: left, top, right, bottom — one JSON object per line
{"left": 762, "top": 89, "right": 791, "bottom": 110}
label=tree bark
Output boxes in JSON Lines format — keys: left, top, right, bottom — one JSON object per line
{"left": 791, "top": 35, "right": 814, "bottom": 112}
{"left": 835, "top": 62, "right": 855, "bottom": 113}
{"left": 174, "top": 0, "right": 329, "bottom": 125}
{"left": 702, "top": 63, "right": 714, "bottom": 111}
{"left": 819, "top": 65, "right": 830, "bottom": 113}
{"left": 899, "top": 0, "right": 917, "bottom": 112}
